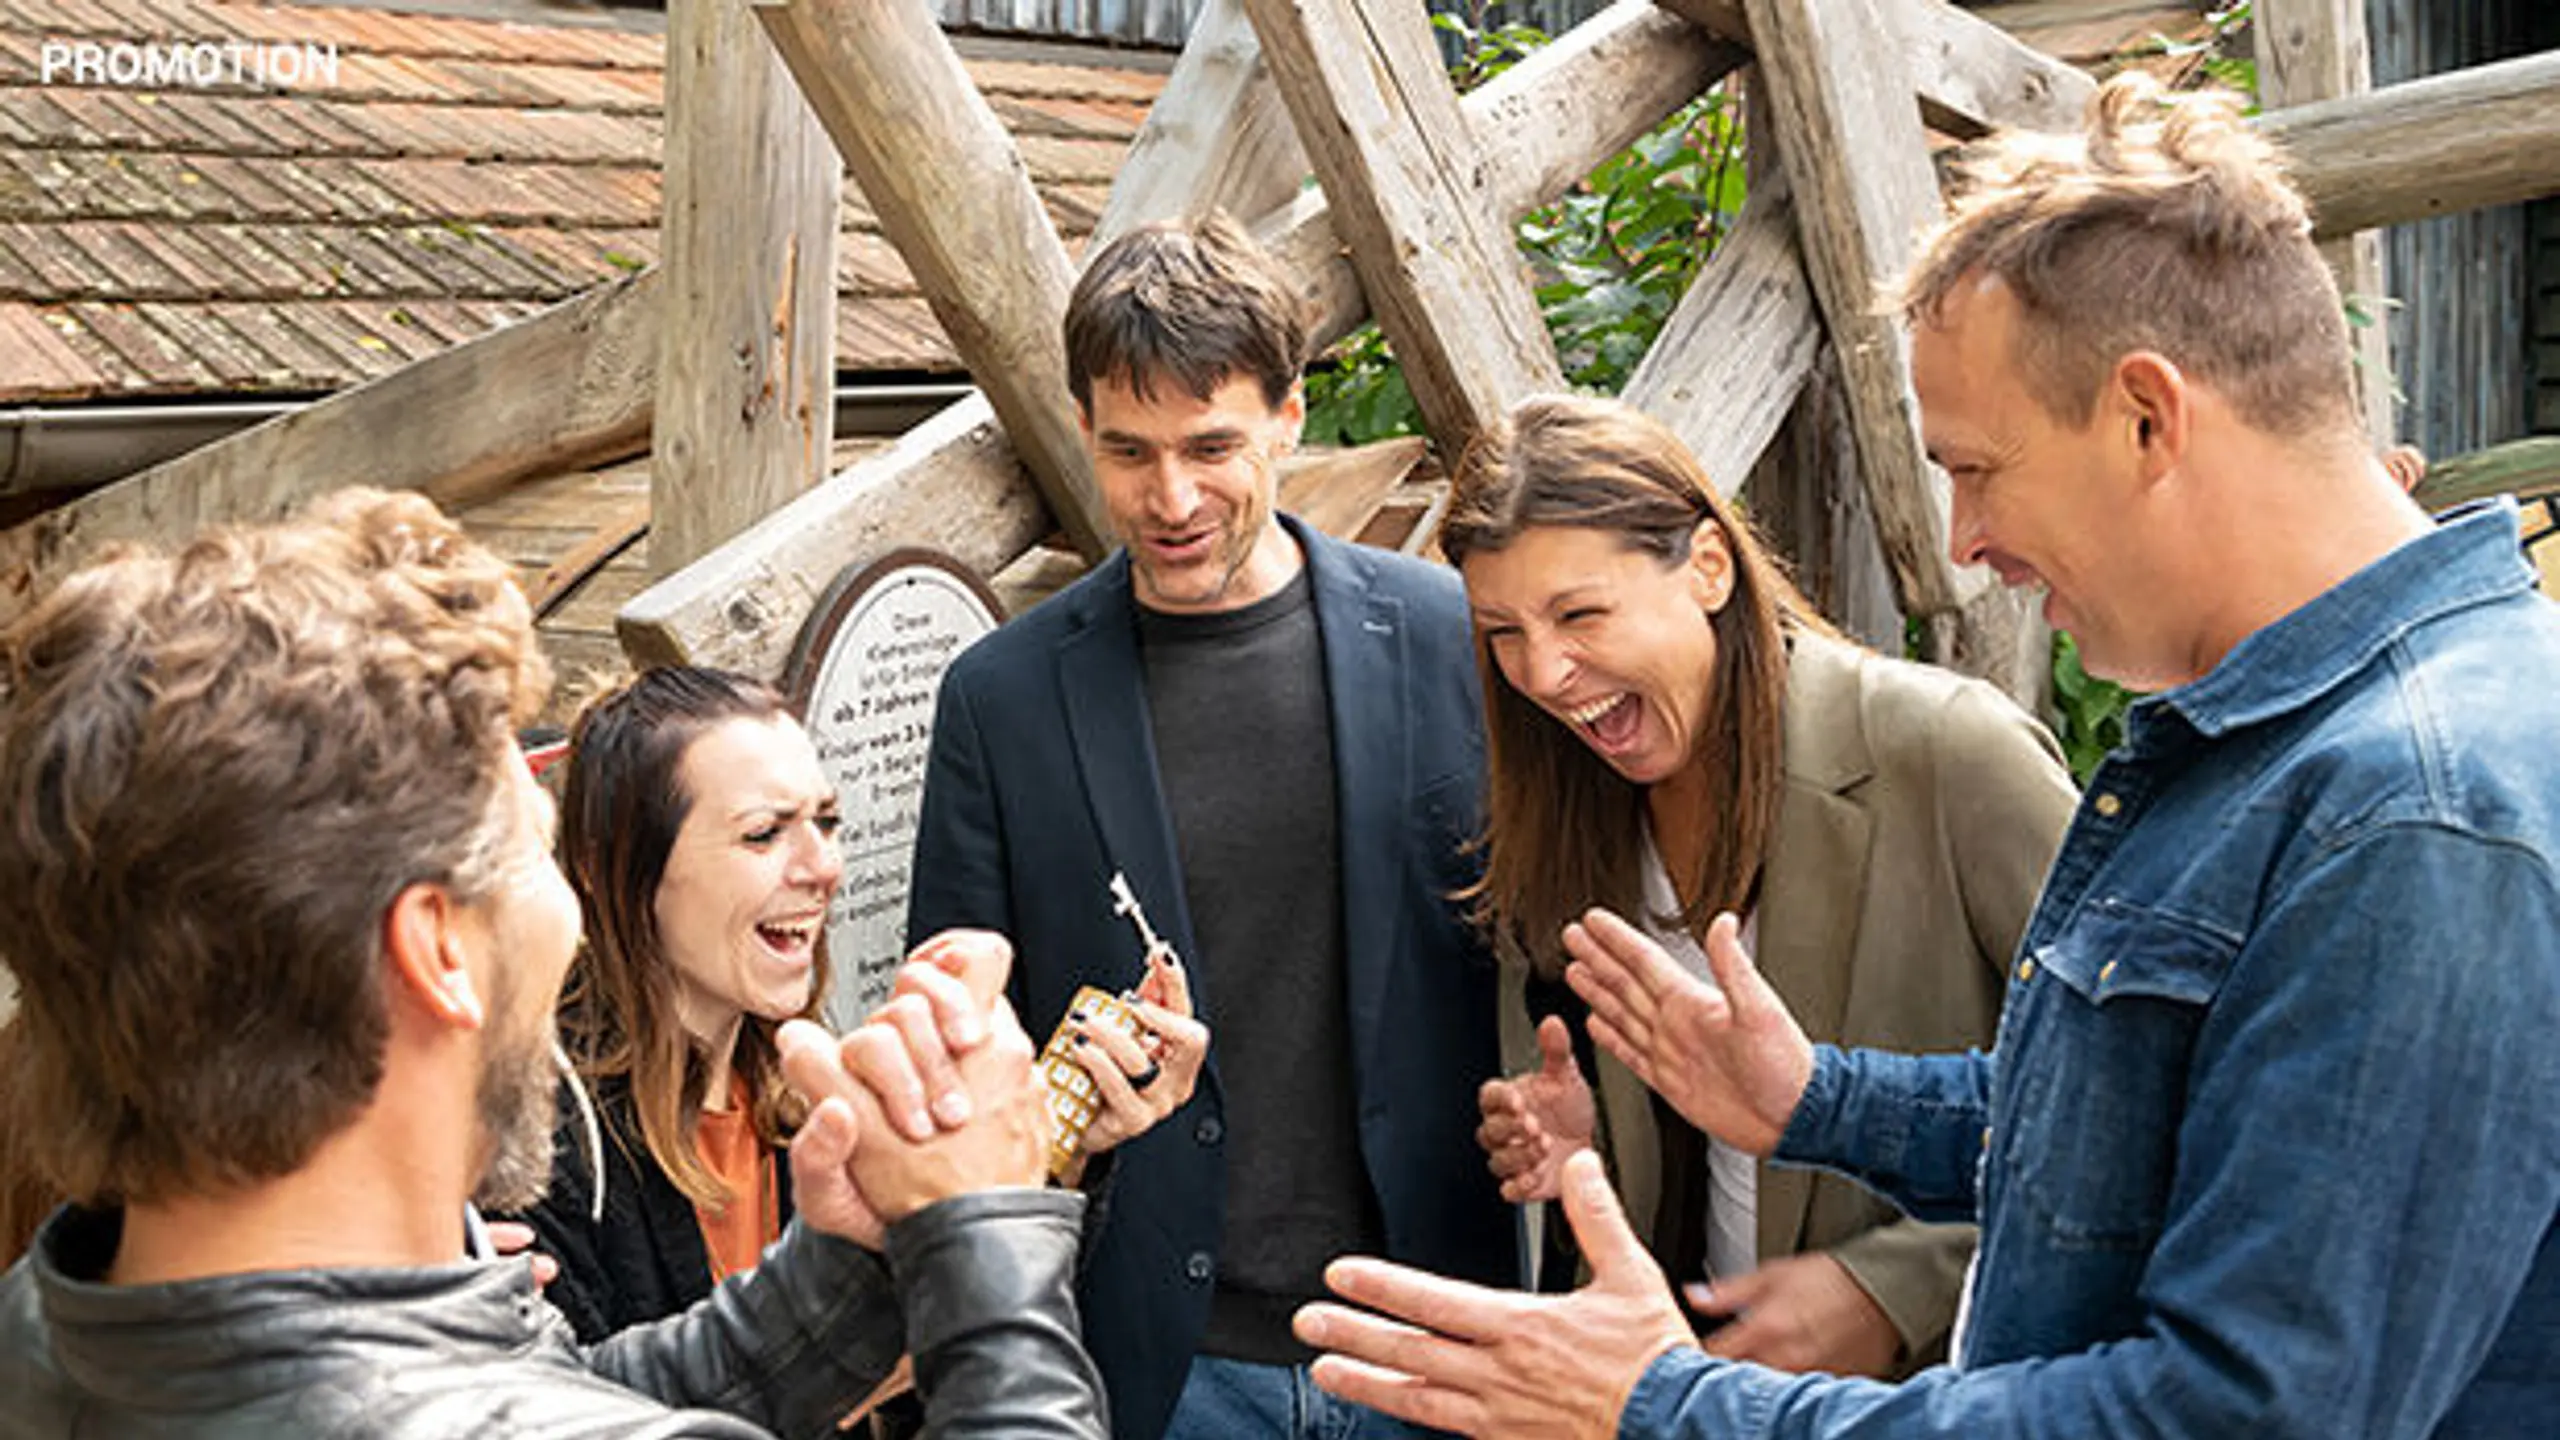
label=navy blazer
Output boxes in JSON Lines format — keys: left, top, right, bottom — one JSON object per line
{"left": 907, "top": 516, "right": 1518, "bottom": 1440}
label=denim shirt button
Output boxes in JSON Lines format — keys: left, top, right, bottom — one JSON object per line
{"left": 1184, "top": 1252, "right": 1215, "bottom": 1284}
{"left": 2094, "top": 791, "right": 2124, "bottom": 818}
{"left": 1980, "top": 1125, "right": 1992, "bottom": 1150}
{"left": 2098, "top": 959, "right": 2118, "bottom": 985}
{"left": 2016, "top": 957, "right": 2037, "bottom": 982}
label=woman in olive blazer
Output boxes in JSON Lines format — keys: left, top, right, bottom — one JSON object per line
{"left": 1452, "top": 396, "right": 2075, "bottom": 1377}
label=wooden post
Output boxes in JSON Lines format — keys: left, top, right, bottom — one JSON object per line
{"left": 1241, "top": 0, "right": 1564, "bottom": 453}
{"left": 1741, "top": 0, "right": 1968, "bottom": 618}
{"left": 651, "top": 0, "right": 840, "bottom": 578}
{"left": 753, "top": 0, "right": 1112, "bottom": 559}
{"left": 1748, "top": 339, "right": 1903, "bottom": 653}
{"left": 2258, "top": 0, "right": 2394, "bottom": 449}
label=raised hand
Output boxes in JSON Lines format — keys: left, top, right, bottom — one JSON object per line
{"left": 1477, "top": 1014, "right": 1595, "bottom": 1204}
{"left": 1292, "top": 1150, "right": 1694, "bottom": 1438}
{"left": 1563, "top": 908, "right": 1812, "bottom": 1158}
{"left": 1688, "top": 1252, "right": 1902, "bottom": 1378}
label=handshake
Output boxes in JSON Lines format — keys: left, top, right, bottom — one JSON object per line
{"left": 771, "top": 926, "right": 1207, "bottom": 1248}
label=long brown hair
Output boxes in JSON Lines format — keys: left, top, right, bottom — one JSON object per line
{"left": 553, "top": 667, "right": 825, "bottom": 1207}
{"left": 1441, "top": 395, "right": 1833, "bottom": 976}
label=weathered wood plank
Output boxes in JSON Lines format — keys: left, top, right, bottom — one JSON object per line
{"left": 622, "top": 1, "right": 1740, "bottom": 677}
{"left": 1622, "top": 165, "right": 1820, "bottom": 502}
{"left": 651, "top": 0, "right": 840, "bottom": 577}
{"left": 753, "top": 0, "right": 1110, "bottom": 559}
{"left": 1656, "top": 0, "right": 2093, "bottom": 136}
{"left": 1744, "top": 0, "right": 1974, "bottom": 617}
{"left": 2260, "top": 50, "right": 2560, "bottom": 241}
{"left": 1271, "top": 0, "right": 1747, "bottom": 355}
{"left": 1092, "top": 0, "right": 1307, "bottom": 243}
{"left": 0, "top": 270, "right": 658, "bottom": 629}
{"left": 2257, "top": 0, "right": 2392, "bottom": 448}
{"left": 1242, "top": 0, "right": 1565, "bottom": 450}
{"left": 619, "top": 396, "right": 1050, "bottom": 670}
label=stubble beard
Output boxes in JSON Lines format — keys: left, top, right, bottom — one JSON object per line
{"left": 468, "top": 978, "right": 561, "bottom": 1214}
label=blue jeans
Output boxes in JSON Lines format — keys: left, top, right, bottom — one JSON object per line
{"left": 1161, "top": 1354, "right": 1438, "bottom": 1440}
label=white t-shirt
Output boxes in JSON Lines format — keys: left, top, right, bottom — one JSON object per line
{"left": 1636, "top": 833, "right": 1761, "bottom": 1284}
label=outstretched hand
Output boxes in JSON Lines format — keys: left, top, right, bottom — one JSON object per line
{"left": 1292, "top": 1150, "right": 1694, "bottom": 1438}
{"left": 1563, "top": 908, "right": 1812, "bottom": 1158}
{"left": 1477, "top": 1014, "right": 1595, "bottom": 1204}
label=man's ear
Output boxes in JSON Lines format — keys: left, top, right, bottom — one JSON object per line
{"left": 384, "top": 882, "right": 484, "bottom": 1031}
{"left": 2113, "top": 352, "right": 2189, "bottom": 485}
{"left": 1278, "top": 381, "right": 1306, "bottom": 452}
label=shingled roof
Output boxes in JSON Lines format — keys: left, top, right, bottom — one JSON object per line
{"left": 0, "top": 0, "right": 1162, "bottom": 402}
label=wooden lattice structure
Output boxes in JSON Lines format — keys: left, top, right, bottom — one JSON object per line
{"left": 6, "top": 0, "right": 2560, "bottom": 706}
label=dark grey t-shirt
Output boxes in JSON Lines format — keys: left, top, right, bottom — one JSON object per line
{"left": 1137, "top": 567, "right": 1382, "bottom": 1365}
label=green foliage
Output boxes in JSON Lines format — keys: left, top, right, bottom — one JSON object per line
{"left": 2050, "top": 632, "right": 2135, "bottom": 785}
{"left": 2155, "top": 1, "right": 2258, "bottom": 102}
{"left": 1301, "top": 16, "right": 1747, "bottom": 446}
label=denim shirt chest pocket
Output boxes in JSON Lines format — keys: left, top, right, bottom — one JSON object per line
{"left": 1997, "top": 897, "right": 2238, "bottom": 1252}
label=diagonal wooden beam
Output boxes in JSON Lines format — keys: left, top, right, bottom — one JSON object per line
{"left": 621, "top": 1, "right": 1740, "bottom": 674}
{"left": 1657, "top": 0, "right": 2092, "bottom": 137}
{"left": 1093, "top": 0, "right": 1308, "bottom": 244}
{"left": 1241, "top": 0, "right": 1565, "bottom": 450}
{"left": 1745, "top": 0, "right": 1972, "bottom": 617}
{"left": 753, "top": 0, "right": 1111, "bottom": 559}
{"left": 1622, "top": 164, "right": 1820, "bottom": 499}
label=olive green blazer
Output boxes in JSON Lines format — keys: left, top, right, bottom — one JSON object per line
{"left": 1501, "top": 631, "right": 2077, "bottom": 1370}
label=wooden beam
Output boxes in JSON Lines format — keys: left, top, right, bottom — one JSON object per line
{"left": 0, "top": 270, "right": 658, "bottom": 630}
{"left": 1655, "top": 0, "right": 2093, "bottom": 136}
{"left": 2412, "top": 437, "right": 2560, "bottom": 513}
{"left": 2261, "top": 50, "right": 2560, "bottom": 241}
{"left": 651, "top": 0, "right": 840, "bottom": 577}
{"left": 1092, "top": 0, "right": 1308, "bottom": 243}
{"left": 1622, "top": 165, "right": 1820, "bottom": 502}
{"left": 1743, "top": 0, "right": 1973, "bottom": 617}
{"left": 622, "top": 0, "right": 1741, "bottom": 677}
{"left": 1271, "top": 0, "right": 1747, "bottom": 354}
{"left": 2257, "top": 0, "right": 2392, "bottom": 449}
{"left": 752, "top": 0, "right": 1110, "bottom": 559}
{"left": 1242, "top": 0, "right": 1564, "bottom": 451}
{"left": 619, "top": 399, "right": 1049, "bottom": 669}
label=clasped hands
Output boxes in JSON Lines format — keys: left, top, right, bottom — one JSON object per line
{"left": 776, "top": 927, "right": 1207, "bottom": 1249}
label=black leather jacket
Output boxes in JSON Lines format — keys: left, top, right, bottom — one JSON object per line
{"left": 0, "top": 1190, "right": 1104, "bottom": 1439}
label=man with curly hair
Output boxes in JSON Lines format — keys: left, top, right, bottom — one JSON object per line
{"left": 0, "top": 489, "right": 1104, "bottom": 1439}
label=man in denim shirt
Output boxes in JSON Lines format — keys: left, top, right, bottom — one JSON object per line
{"left": 1288, "top": 74, "right": 2559, "bottom": 1440}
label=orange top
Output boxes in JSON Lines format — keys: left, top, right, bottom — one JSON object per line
{"left": 693, "top": 1075, "right": 781, "bottom": 1286}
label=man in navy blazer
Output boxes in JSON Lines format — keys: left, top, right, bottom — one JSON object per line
{"left": 906, "top": 213, "right": 1517, "bottom": 1440}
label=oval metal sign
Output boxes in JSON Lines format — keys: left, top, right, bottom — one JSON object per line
{"left": 784, "top": 548, "right": 1002, "bottom": 1029}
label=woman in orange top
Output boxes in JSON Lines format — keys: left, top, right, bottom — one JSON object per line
{"left": 496, "top": 666, "right": 843, "bottom": 1339}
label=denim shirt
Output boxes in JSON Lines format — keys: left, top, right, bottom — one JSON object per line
{"left": 1626, "top": 503, "right": 2560, "bottom": 1439}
